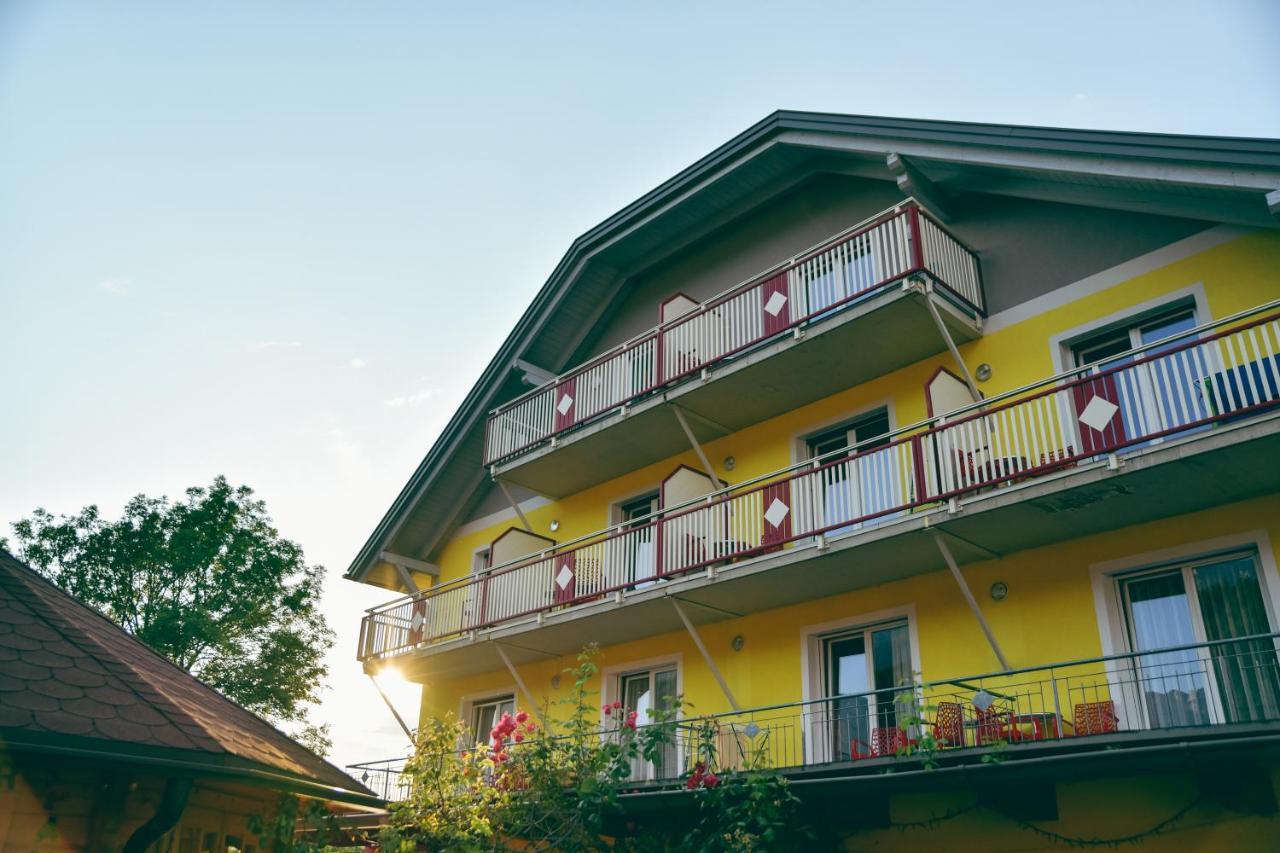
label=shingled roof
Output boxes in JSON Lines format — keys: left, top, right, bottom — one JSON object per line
{"left": 0, "top": 549, "right": 377, "bottom": 806}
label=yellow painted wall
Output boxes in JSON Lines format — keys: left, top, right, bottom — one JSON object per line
{"left": 413, "top": 228, "right": 1280, "bottom": 728}
{"left": 429, "top": 230, "right": 1280, "bottom": 592}
{"left": 421, "top": 493, "right": 1280, "bottom": 730}
{"left": 845, "top": 770, "right": 1280, "bottom": 852}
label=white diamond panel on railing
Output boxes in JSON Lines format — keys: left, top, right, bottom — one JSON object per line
{"left": 1078, "top": 396, "right": 1120, "bottom": 433}
{"left": 764, "top": 291, "right": 788, "bottom": 317}
{"left": 763, "top": 498, "right": 790, "bottom": 528}
{"left": 555, "top": 564, "right": 574, "bottom": 590}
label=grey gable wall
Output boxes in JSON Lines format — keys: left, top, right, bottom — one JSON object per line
{"left": 580, "top": 174, "right": 1210, "bottom": 363}
{"left": 454, "top": 178, "right": 1211, "bottom": 532}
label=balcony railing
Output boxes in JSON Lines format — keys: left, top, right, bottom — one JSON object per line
{"left": 483, "top": 202, "right": 984, "bottom": 466}
{"left": 360, "top": 301, "right": 1280, "bottom": 663}
{"left": 353, "top": 632, "right": 1280, "bottom": 800}
{"left": 348, "top": 755, "right": 411, "bottom": 802}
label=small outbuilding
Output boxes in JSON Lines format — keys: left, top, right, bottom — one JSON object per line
{"left": 0, "top": 549, "right": 382, "bottom": 851}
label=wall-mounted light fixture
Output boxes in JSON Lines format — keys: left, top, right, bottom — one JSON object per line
{"left": 723, "top": 456, "right": 736, "bottom": 471}
{"left": 989, "top": 581, "right": 1008, "bottom": 601}
{"left": 975, "top": 363, "right": 993, "bottom": 382}
{"left": 731, "top": 634, "right": 745, "bottom": 652}
{"left": 549, "top": 519, "right": 560, "bottom": 532}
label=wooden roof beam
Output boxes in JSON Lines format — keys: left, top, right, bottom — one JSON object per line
{"left": 887, "top": 152, "right": 952, "bottom": 222}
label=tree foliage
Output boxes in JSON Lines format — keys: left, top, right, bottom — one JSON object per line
{"left": 10, "top": 476, "right": 333, "bottom": 747}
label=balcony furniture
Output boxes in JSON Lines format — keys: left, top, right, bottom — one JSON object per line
{"left": 932, "top": 701, "right": 965, "bottom": 748}
{"left": 850, "top": 727, "right": 912, "bottom": 760}
{"left": 1074, "top": 700, "right": 1119, "bottom": 736}
{"left": 1005, "top": 711, "right": 1069, "bottom": 742}
{"left": 974, "top": 705, "right": 1015, "bottom": 745}
{"left": 873, "top": 726, "right": 911, "bottom": 757}
{"left": 1038, "top": 446, "right": 1077, "bottom": 474}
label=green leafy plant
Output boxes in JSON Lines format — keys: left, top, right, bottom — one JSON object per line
{"left": 385, "top": 645, "right": 818, "bottom": 852}
{"left": 248, "top": 794, "right": 346, "bottom": 853}
{"left": 10, "top": 477, "right": 333, "bottom": 749}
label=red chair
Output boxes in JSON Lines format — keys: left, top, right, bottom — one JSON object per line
{"left": 933, "top": 702, "right": 965, "bottom": 748}
{"left": 873, "top": 727, "right": 910, "bottom": 757}
{"left": 1074, "top": 700, "right": 1119, "bottom": 736}
{"left": 974, "top": 706, "right": 1013, "bottom": 745}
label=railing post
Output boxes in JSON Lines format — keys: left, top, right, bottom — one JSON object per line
{"left": 910, "top": 434, "right": 928, "bottom": 503}
{"left": 1050, "top": 668, "right": 1064, "bottom": 739}
{"left": 655, "top": 514, "right": 665, "bottom": 578}
{"left": 907, "top": 204, "right": 925, "bottom": 273}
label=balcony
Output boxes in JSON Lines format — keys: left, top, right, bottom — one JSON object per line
{"left": 362, "top": 302, "right": 1280, "bottom": 676}
{"left": 352, "top": 632, "right": 1280, "bottom": 801}
{"left": 485, "top": 202, "right": 984, "bottom": 497}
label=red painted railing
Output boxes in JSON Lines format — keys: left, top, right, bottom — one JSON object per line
{"left": 362, "top": 302, "right": 1280, "bottom": 662}
{"left": 482, "top": 202, "right": 983, "bottom": 466}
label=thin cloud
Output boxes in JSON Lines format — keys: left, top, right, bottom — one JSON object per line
{"left": 326, "top": 425, "right": 366, "bottom": 469}
{"left": 248, "top": 340, "right": 303, "bottom": 351}
{"left": 383, "top": 389, "right": 437, "bottom": 408}
{"left": 97, "top": 278, "right": 134, "bottom": 297}
{"left": 348, "top": 358, "right": 368, "bottom": 369}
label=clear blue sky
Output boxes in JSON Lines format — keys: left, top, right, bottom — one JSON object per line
{"left": 2, "top": 1, "right": 1277, "bottom": 770}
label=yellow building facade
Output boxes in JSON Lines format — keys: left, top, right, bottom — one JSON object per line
{"left": 348, "top": 114, "right": 1280, "bottom": 848}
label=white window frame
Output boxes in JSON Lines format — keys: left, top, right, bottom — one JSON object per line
{"left": 458, "top": 688, "right": 518, "bottom": 748}
{"left": 1048, "top": 284, "right": 1210, "bottom": 374}
{"left": 799, "top": 604, "right": 921, "bottom": 765}
{"left": 790, "top": 399, "right": 897, "bottom": 466}
{"left": 599, "top": 654, "right": 683, "bottom": 781}
{"left": 1089, "top": 529, "right": 1280, "bottom": 729}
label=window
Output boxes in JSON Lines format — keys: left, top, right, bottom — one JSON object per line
{"left": 821, "top": 620, "right": 912, "bottom": 761}
{"left": 804, "top": 408, "right": 898, "bottom": 536}
{"left": 469, "top": 694, "right": 515, "bottom": 744}
{"left": 1118, "top": 551, "right": 1280, "bottom": 728}
{"left": 618, "top": 665, "right": 679, "bottom": 780}
{"left": 616, "top": 492, "right": 659, "bottom": 587}
{"left": 805, "top": 243, "right": 877, "bottom": 316}
{"left": 1071, "top": 304, "right": 1204, "bottom": 450}
{"left": 472, "top": 547, "right": 491, "bottom": 575}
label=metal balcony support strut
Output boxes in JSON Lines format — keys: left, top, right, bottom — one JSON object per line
{"left": 671, "top": 598, "right": 741, "bottom": 711}
{"left": 368, "top": 674, "right": 415, "bottom": 742}
{"left": 932, "top": 531, "right": 1010, "bottom": 671}
{"left": 671, "top": 406, "right": 720, "bottom": 484}
{"left": 922, "top": 291, "right": 982, "bottom": 402}
{"left": 496, "top": 479, "right": 534, "bottom": 533}
{"left": 494, "top": 643, "right": 543, "bottom": 725}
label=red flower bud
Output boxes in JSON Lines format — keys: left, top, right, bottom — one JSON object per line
{"left": 514, "top": 732, "right": 524, "bottom": 743}
{"left": 703, "top": 773, "right": 719, "bottom": 788}
{"left": 515, "top": 711, "right": 529, "bottom": 724}
{"left": 602, "top": 704, "right": 612, "bottom": 715}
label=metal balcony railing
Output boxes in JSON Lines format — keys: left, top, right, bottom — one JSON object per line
{"left": 352, "top": 632, "right": 1280, "bottom": 801}
{"left": 347, "top": 755, "right": 411, "bottom": 803}
{"left": 483, "top": 201, "right": 984, "bottom": 466}
{"left": 360, "top": 301, "right": 1280, "bottom": 663}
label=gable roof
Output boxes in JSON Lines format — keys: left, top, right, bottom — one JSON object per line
{"left": 0, "top": 549, "right": 378, "bottom": 807}
{"left": 346, "top": 110, "right": 1280, "bottom": 586}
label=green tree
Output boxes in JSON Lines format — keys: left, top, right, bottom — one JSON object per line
{"left": 9, "top": 476, "right": 333, "bottom": 752}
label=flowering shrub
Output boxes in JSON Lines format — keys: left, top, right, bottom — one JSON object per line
{"left": 382, "top": 645, "right": 814, "bottom": 851}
